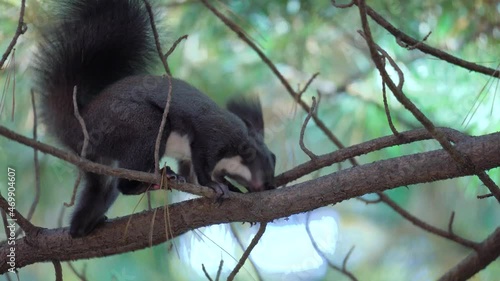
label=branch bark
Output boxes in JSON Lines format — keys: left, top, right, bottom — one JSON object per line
{"left": 1, "top": 131, "right": 499, "bottom": 273}
{"left": 348, "top": 1, "right": 500, "bottom": 79}
{"left": 438, "top": 227, "right": 500, "bottom": 281}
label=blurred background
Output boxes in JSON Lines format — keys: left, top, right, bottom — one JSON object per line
{"left": 1, "top": 0, "right": 499, "bottom": 280}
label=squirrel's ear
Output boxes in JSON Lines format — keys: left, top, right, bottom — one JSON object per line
{"left": 227, "top": 97, "right": 264, "bottom": 137}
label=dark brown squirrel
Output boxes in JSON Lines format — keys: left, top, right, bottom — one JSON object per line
{"left": 34, "top": 0, "right": 276, "bottom": 238}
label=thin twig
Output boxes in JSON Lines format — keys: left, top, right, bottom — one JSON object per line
{"left": 64, "top": 174, "right": 82, "bottom": 207}
{"left": 26, "top": 90, "right": 41, "bottom": 221}
{"left": 142, "top": 5, "right": 181, "bottom": 174}
{"left": 377, "top": 193, "right": 478, "bottom": 249}
{"left": 299, "top": 96, "right": 319, "bottom": 160}
{"left": 227, "top": 222, "right": 267, "bottom": 281}
{"left": 342, "top": 246, "right": 355, "bottom": 272}
{"left": 165, "top": 35, "right": 188, "bottom": 58}
{"left": 377, "top": 45, "right": 404, "bottom": 90}
{"left": 215, "top": 259, "right": 224, "bottom": 281}
{"left": 358, "top": 30, "right": 404, "bottom": 90}
{"left": 52, "top": 261, "right": 63, "bottom": 281}
{"left": 142, "top": 0, "right": 171, "bottom": 75}
{"left": 405, "top": 31, "right": 432, "bottom": 50}
{"left": 142, "top": 0, "right": 174, "bottom": 175}
{"left": 305, "top": 212, "right": 358, "bottom": 281}
{"left": 10, "top": 49, "right": 16, "bottom": 121}
{"left": 0, "top": 0, "right": 27, "bottom": 68}
{"left": 382, "top": 81, "right": 399, "bottom": 136}
{"left": 65, "top": 86, "right": 90, "bottom": 207}
{"left": 229, "top": 224, "right": 263, "bottom": 281}
{"left": 0, "top": 52, "right": 13, "bottom": 116}
{"left": 147, "top": 192, "right": 152, "bottom": 210}
{"left": 448, "top": 211, "right": 455, "bottom": 234}
{"left": 340, "top": 1, "right": 500, "bottom": 79}
{"left": 462, "top": 72, "right": 494, "bottom": 128}
{"left": 149, "top": 208, "right": 158, "bottom": 248}
{"left": 72, "top": 80, "right": 89, "bottom": 157}
{"left": 202, "top": 264, "right": 214, "bottom": 281}
{"left": 154, "top": 76, "right": 172, "bottom": 173}
{"left": 477, "top": 193, "right": 493, "bottom": 199}
{"left": 297, "top": 72, "right": 320, "bottom": 99}
{"left": 66, "top": 262, "right": 88, "bottom": 281}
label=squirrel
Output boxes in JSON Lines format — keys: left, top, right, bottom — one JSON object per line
{"left": 34, "top": 0, "right": 276, "bottom": 238}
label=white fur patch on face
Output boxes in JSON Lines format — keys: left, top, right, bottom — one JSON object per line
{"left": 164, "top": 132, "right": 191, "bottom": 160}
{"left": 212, "top": 156, "right": 252, "bottom": 183}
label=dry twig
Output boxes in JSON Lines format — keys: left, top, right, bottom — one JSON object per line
{"left": 0, "top": 0, "right": 27, "bottom": 68}
{"left": 227, "top": 222, "right": 267, "bottom": 280}
{"left": 299, "top": 96, "right": 319, "bottom": 160}
{"left": 305, "top": 213, "right": 358, "bottom": 281}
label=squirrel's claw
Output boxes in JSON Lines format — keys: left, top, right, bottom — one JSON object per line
{"left": 208, "top": 181, "right": 230, "bottom": 205}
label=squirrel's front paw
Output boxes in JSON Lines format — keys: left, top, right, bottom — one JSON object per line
{"left": 207, "top": 182, "right": 230, "bottom": 204}
{"left": 163, "top": 166, "right": 186, "bottom": 183}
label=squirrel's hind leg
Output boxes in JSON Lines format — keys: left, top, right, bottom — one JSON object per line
{"left": 70, "top": 171, "right": 119, "bottom": 238}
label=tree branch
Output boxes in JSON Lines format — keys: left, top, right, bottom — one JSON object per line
{"left": 376, "top": 193, "right": 478, "bottom": 249}
{"left": 337, "top": 1, "right": 500, "bottom": 79}
{"left": 437, "top": 228, "right": 500, "bottom": 281}
{"left": 227, "top": 222, "right": 267, "bottom": 281}
{"left": 356, "top": 0, "right": 500, "bottom": 202}
{"left": 0, "top": 0, "right": 26, "bottom": 69}
{"left": 276, "top": 127, "right": 469, "bottom": 186}
{"left": 1, "top": 132, "right": 499, "bottom": 273}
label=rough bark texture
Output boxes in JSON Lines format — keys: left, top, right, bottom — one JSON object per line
{"left": 1, "top": 132, "right": 499, "bottom": 273}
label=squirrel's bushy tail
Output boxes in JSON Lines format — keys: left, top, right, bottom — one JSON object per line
{"left": 34, "top": 0, "right": 154, "bottom": 147}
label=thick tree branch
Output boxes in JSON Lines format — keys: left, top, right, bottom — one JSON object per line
{"left": 1, "top": 132, "right": 499, "bottom": 273}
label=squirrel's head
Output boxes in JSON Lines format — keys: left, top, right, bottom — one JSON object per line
{"left": 212, "top": 97, "right": 276, "bottom": 192}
